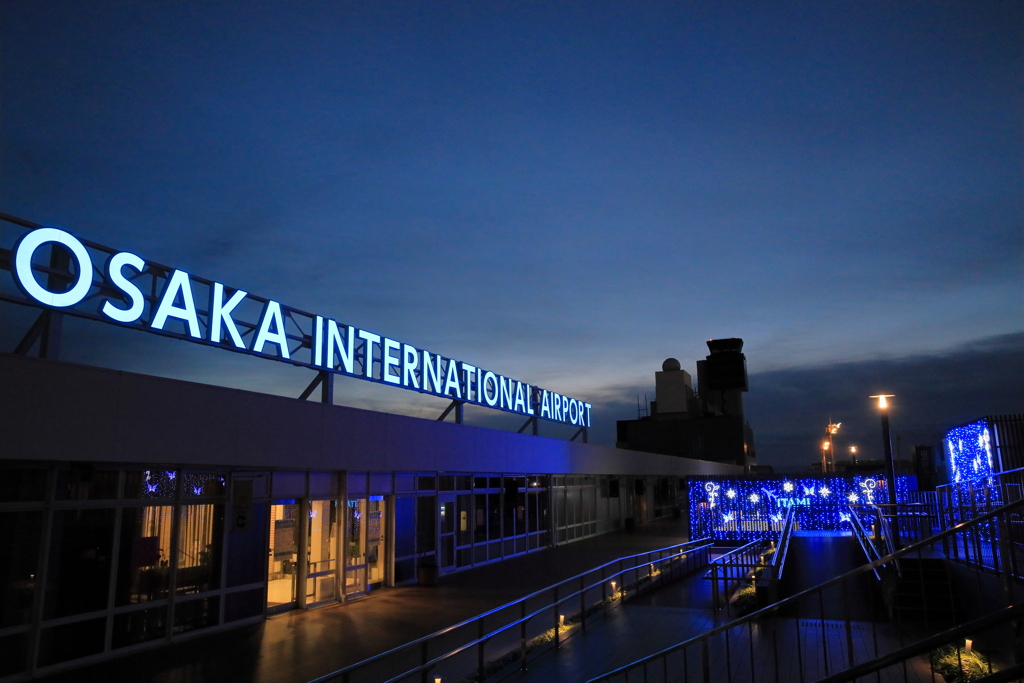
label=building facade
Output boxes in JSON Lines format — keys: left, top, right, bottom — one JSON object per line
{"left": 0, "top": 352, "right": 738, "bottom": 680}
{"left": 616, "top": 339, "right": 756, "bottom": 468}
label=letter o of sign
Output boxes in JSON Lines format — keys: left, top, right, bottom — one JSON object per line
{"left": 14, "top": 228, "right": 94, "bottom": 307}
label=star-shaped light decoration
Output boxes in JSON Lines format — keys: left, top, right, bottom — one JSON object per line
{"left": 726, "top": 489, "right": 737, "bottom": 499}
{"left": 847, "top": 492, "right": 859, "bottom": 503}
{"left": 783, "top": 481, "right": 794, "bottom": 493}
{"left": 819, "top": 486, "right": 831, "bottom": 497}
{"left": 749, "top": 493, "right": 760, "bottom": 504}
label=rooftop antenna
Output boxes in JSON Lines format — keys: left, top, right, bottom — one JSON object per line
{"left": 636, "top": 394, "right": 650, "bottom": 419}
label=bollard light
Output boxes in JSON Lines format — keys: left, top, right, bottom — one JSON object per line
{"left": 965, "top": 639, "right": 973, "bottom": 653}
{"left": 559, "top": 614, "right": 565, "bottom": 627}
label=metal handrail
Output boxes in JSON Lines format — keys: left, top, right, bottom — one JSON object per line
{"left": 588, "top": 495, "right": 1024, "bottom": 682}
{"left": 937, "top": 465, "right": 1024, "bottom": 494}
{"left": 846, "top": 505, "right": 882, "bottom": 579}
{"left": 309, "top": 536, "right": 714, "bottom": 683}
{"left": 812, "top": 602, "right": 1024, "bottom": 683}
{"left": 771, "top": 503, "right": 797, "bottom": 580}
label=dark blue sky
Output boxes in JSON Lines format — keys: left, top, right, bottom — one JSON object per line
{"left": 2, "top": 1, "right": 1021, "bottom": 468}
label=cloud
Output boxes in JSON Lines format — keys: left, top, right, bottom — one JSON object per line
{"left": 583, "top": 333, "right": 1023, "bottom": 473}
{"left": 743, "top": 333, "right": 1024, "bottom": 470}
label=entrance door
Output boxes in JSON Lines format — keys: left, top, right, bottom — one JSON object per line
{"left": 345, "top": 496, "right": 387, "bottom": 596}
{"left": 268, "top": 502, "right": 299, "bottom": 613}
{"left": 438, "top": 495, "right": 456, "bottom": 571}
{"left": 306, "top": 499, "right": 339, "bottom": 606}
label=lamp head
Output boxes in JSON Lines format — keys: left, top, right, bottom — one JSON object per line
{"left": 869, "top": 394, "right": 895, "bottom": 410}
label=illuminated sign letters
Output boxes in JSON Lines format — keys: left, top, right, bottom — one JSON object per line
{"left": 9, "top": 226, "right": 591, "bottom": 427}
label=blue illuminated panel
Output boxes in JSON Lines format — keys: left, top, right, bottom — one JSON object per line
{"left": 689, "top": 476, "right": 911, "bottom": 541}
{"left": 945, "top": 420, "right": 994, "bottom": 484}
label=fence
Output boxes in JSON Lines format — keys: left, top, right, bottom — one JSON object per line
{"left": 588, "top": 497, "right": 1024, "bottom": 683}
{"left": 310, "top": 538, "right": 714, "bottom": 683}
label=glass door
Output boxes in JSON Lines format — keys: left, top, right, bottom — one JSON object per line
{"left": 439, "top": 495, "right": 456, "bottom": 571}
{"left": 345, "top": 497, "right": 388, "bottom": 596}
{"left": 306, "top": 499, "right": 338, "bottom": 606}
{"left": 267, "top": 502, "right": 298, "bottom": 613}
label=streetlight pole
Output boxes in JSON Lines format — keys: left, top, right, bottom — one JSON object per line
{"left": 871, "top": 395, "right": 898, "bottom": 548}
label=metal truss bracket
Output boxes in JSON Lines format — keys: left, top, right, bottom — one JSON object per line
{"left": 570, "top": 426, "right": 588, "bottom": 443}
{"left": 299, "top": 370, "right": 334, "bottom": 404}
{"left": 517, "top": 416, "right": 538, "bottom": 436}
{"left": 13, "top": 309, "right": 62, "bottom": 359}
{"left": 438, "top": 400, "right": 464, "bottom": 424}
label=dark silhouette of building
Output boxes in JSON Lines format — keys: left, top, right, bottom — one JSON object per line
{"left": 616, "top": 338, "right": 756, "bottom": 468}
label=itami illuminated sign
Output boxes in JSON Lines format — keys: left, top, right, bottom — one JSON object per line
{"left": 6, "top": 225, "right": 592, "bottom": 427}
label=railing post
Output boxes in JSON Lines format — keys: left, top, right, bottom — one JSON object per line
{"left": 999, "top": 513, "right": 1015, "bottom": 606}
{"left": 581, "top": 575, "right": 587, "bottom": 632}
{"left": 553, "top": 585, "right": 560, "bottom": 649}
{"left": 420, "top": 641, "right": 430, "bottom": 683}
{"left": 712, "top": 563, "right": 719, "bottom": 609}
{"left": 602, "top": 565, "right": 607, "bottom": 603}
{"left": 477, "top": 618, "right": 486, "bottom": 681}
{"left": 520, "top": 601, "right": 528, "bottom": 671}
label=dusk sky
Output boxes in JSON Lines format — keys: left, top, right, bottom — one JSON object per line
{"left": 2, "top": 1, "right": 1021, "bottom": 469}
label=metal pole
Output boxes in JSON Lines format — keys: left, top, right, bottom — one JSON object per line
{"left": 881, "top": 408, "right": 900, "bottom": 548}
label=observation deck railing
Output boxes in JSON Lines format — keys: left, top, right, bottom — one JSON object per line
{"left": 587, "top": 497, "right": 1024, "bottom": 683}
{"left": 309, "top": 537, "right": 714, "bottom": 683}
{"left": 707, "top": 504, "right": 797, "bottom": 614}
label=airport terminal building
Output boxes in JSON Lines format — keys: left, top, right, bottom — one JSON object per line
{"left": 0, "top": 215, "right": 738, "bottom": 680}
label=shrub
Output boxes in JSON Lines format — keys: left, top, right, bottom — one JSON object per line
{"left": 930, "top": 646, "right": 993, "bottom": 682}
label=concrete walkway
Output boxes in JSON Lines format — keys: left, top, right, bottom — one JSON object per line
{"left": 42, "top": 518, "right": 698, "bottom": 683}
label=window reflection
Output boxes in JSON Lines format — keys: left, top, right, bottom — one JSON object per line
{"left": 123, "top": 470, "right": 178, "bottom": 499}
{"left": 115, "top": 506, "right": 173, "bottom": 605}
{"left": 0, "top": 511, "right": 43, "bottom": 627}
{"left": 267, "top": 504, "right": 298, "bottom": 609}
{"left": 175, "top": 504, "right": 223, "bottom": 595}
{"left": 44, "top": 509, "right": 115, "bottom": 619}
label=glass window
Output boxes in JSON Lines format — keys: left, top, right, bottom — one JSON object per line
{"left": 310, "top": 472, "right": 339, "bottom": 498}
{"left": 415, "top": 496, "right": 436, "bottom": 556}
{"left": 0, "top": 511, "right": 43, "bottom": 627}
{"left": 55, "top": 468, "right": 119, "bottom": 500}
{"left": 0, "top": 632, "right": 29, "bottom": 677}
{"left": 272, "top": 471, "right": 305, "bottom": 498}
{"left": 173, "top": 596, "right": 219, "bottom": 634}
{"left": 474, "top": 494, "right": 487, "bottom": 543}
{"left": 182, "top": 473, "right": 226, "bottom": 498}
{"left": 416, "top": 475, "right": 436, "bottom": 492}
{"left": 369, "top": 472, "right": 392, "bottom": 495}
{"left": 225, "top": 588, "right": 263, "bottom": 623}
{"left": 455, "top": 476, "right": 472, "bottom": 491}
{"left": 44, "top": 508, "right": 116, "bottom": 619}
{"left": 115, "top": 506, "right": 173, "bottom": 606}
{"left": 268, "top": 504, "right": 298, "bottom": 609}
{"left": 347, "top": 472, "right": 368, "bottom": 496}
{"left": 306, "top": 500, "right": 339, "bottom": 604}
{"left": 0, "top": 467, "right": 47, "bottom": 502}
{"left": 366, "top": 497, "right": 386, "bottom": 586}
{"left": 487, "top": 493, "right": 501, "bottom": 541}
{"left": 438, "top": 475, "right": 455, "bottom": 491}
{"left": 37, "top": 616, "right": 106, "bottom": 667}
{"left": 175, "top": 504, "right": 224, "bottom": 595}
{"left": 124, "top": 470, "right": 178, "bottom": 499}
{"left": 111, "top": 605, "right": 167, "bottom": 649}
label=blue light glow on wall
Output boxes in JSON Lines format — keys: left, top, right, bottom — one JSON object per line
{"left": 945, "top": 420, "right": 994, "bottom": 484}
{"left": 689, "top": 476, "right": 912, "bottom": 541}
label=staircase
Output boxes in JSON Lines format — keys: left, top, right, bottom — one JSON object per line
{"left": 886, "top": 557, "right": 958, "bottom": 627}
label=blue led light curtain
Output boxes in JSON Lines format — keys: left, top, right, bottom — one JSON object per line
{"left": 689, "top": 476, "right": 910, "bottom": 541}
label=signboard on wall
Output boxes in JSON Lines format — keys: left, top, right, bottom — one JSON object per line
{"left": 1, "top": 218, "right": 592, "bottom": 427}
